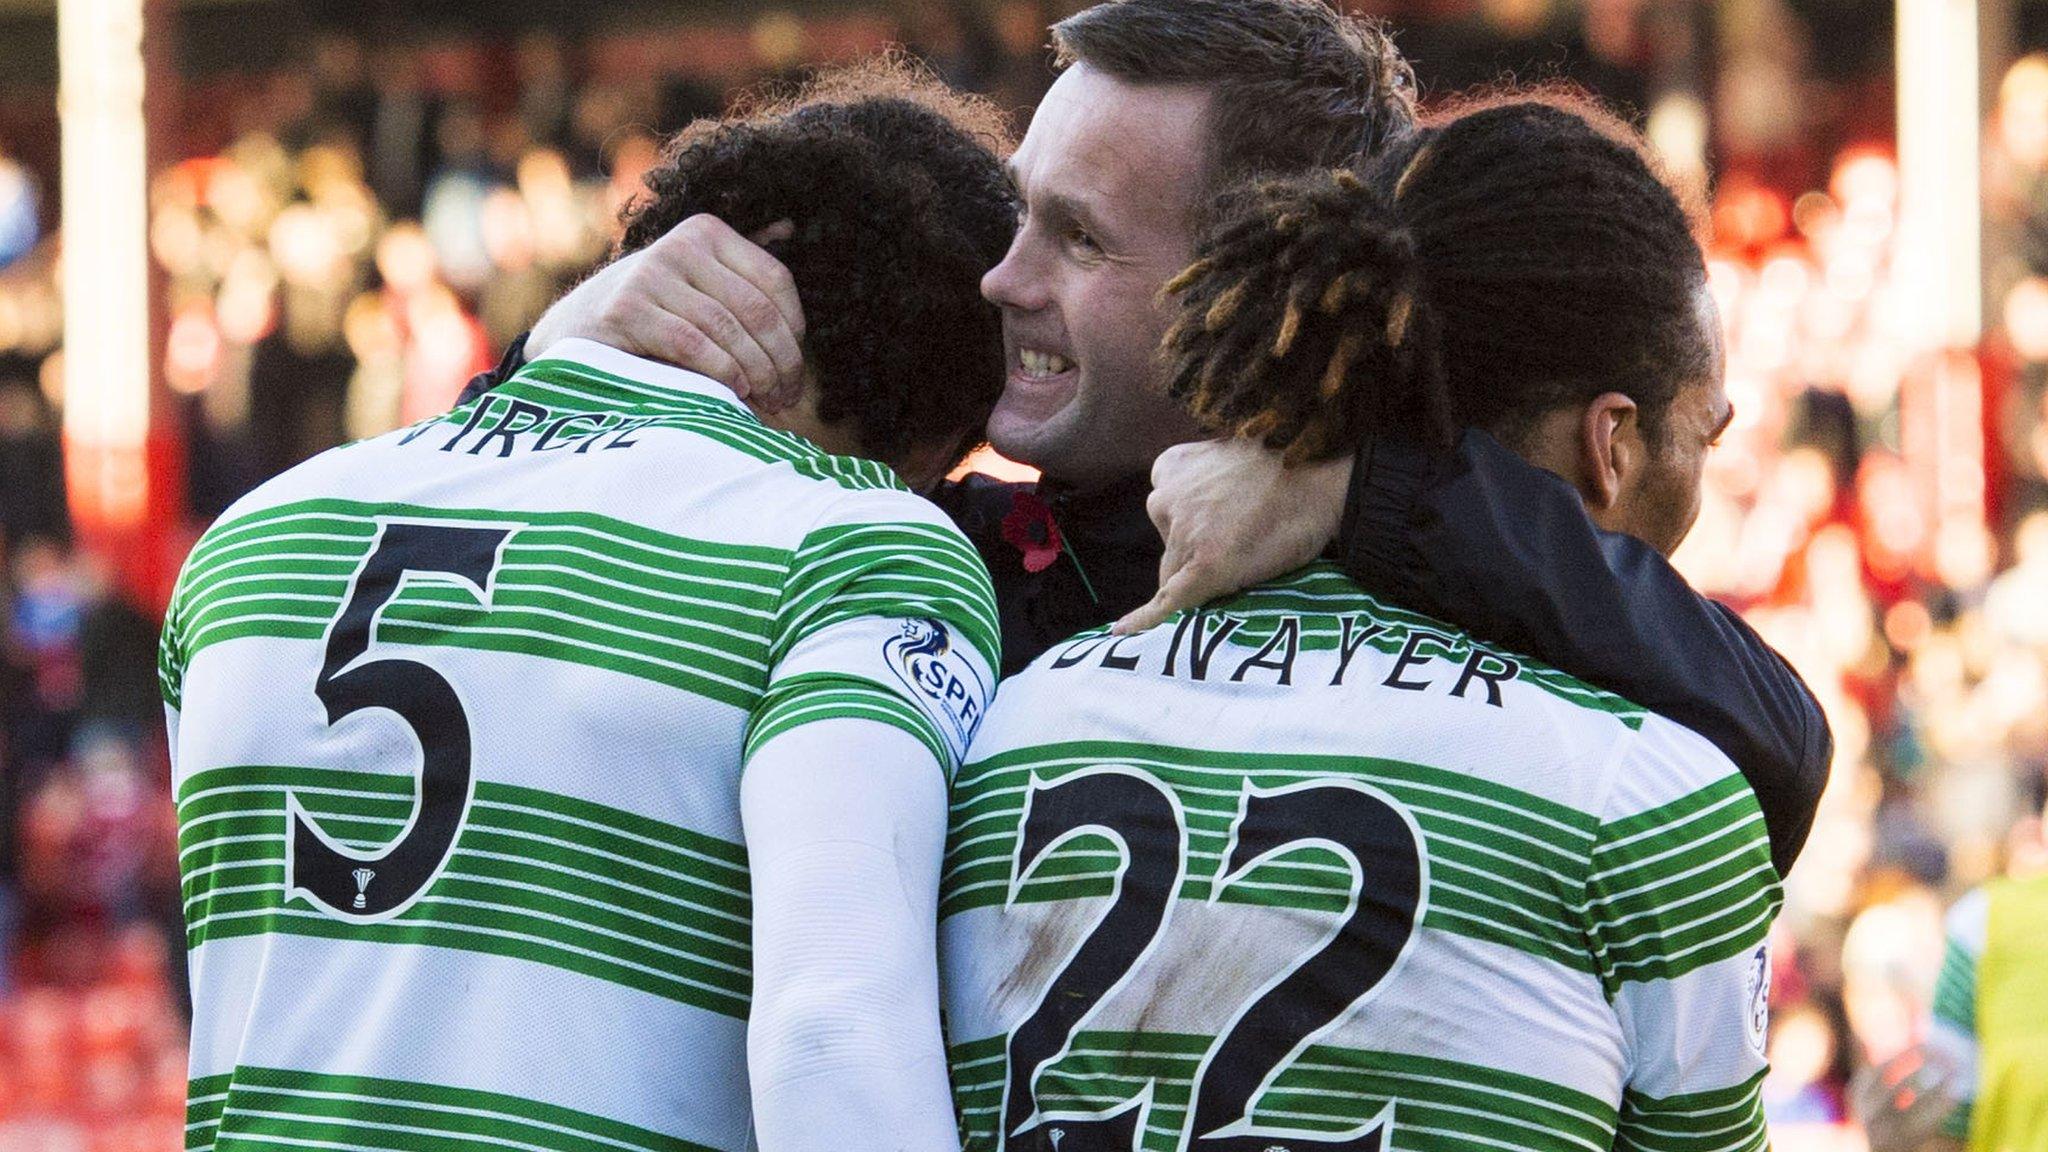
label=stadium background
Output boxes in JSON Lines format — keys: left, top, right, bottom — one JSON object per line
{"left": 0, "top": 0, "right": 2041, "bottom": 1148}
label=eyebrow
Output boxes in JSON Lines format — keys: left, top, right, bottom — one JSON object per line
{"left": 1005, "top": 160, "right": 1112, "bottom": 242}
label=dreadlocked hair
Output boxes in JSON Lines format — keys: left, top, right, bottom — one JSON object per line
{"left": 1162, "top": 169, "right": 1449, "bottom": 465}
{"left": 1162, "top": 92, "right": 1712, "bottom": 466}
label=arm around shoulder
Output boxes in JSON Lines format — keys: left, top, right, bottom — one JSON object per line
{"left": 1336, "top": 429, "right": 1831, "bottom": 878}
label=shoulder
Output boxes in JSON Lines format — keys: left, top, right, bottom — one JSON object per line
{"left": 1598, "top": 711, "right": 1760, "bottom": 828}
{"left": 182, "top": 443, "right": 373, "bottom": 558}
{"left": 785, "top": 486, "right": 999, "bottom": 661}
{"left": 800, "top": 484, "right": 986, "bottom": 565}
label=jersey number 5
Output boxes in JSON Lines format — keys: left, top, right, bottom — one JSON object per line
{"left": 1001, "top": 768, "right": 1428, "bottom": 1152}
{"left": 286, "top": 521, "right": 513, "bottom": 922}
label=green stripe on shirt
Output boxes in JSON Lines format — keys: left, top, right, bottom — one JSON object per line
{"left": 189, "top": 1065, "right": 714, "bottom": 1152}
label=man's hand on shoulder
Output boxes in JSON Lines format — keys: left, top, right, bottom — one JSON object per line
{"left": 1114, "top": 438, "right": 1351, "bottom": 634}
{"left": 532, "top": 214, "right": 809, "bottom": 410}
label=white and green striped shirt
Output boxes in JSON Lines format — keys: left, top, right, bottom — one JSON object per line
{"left": 1928, "top": 887, "right": 1987, "bottom": 1141}
{"left": 940, "top": 565, "right": 1780, "bottom": 1152}
{"left": 162, "top": 340, "right": 998, "bottom": 1152}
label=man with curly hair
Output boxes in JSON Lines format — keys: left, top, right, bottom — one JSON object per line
{"left": 166, "top": 64, "right": 1016, "bottom": 1152}
{"left": 497, "top": 1, "right": 1828, "bottom": 881}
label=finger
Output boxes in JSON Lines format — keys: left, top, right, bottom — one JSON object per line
{"left": 1150, "top": 438, "right": 1200, "bottom": 485}
{"left": 1153, "top": 564, "right": 1218, "bottom": 617}
{"left": 1113, "top": 592, "right": 1174, "bottom": 636}
{"left": 1152, "top": 533, "right": 1189, "bottom": 594}
{"left": 677, "top": 256, "right": 799, "bottom": 398}
{"left": 1144, "top": 485, "right": 1176, "bottom": 538}
{"left": 691, "top": 214, "right": 807, "bottom": 346}
{"left": 712, "top": 236, "right": 807, "bottom": 411}
{"left": 748, "top": 219, "right": 795, "bottom": 246}
{"left": 660, "top": 284, "right": 783, "bottom": 399}
{"left": 688, "top": 225, "right": 802, "bottom": 382}
{"left": 712, "top": 282, "right": 804, "bottom": 412}
{"left": 649, "top": 309, "right": 745, "bottom": 397}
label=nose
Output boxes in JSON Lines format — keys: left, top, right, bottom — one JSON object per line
{"left": 982, "top": 230, "right": 1050, "bottom": 313}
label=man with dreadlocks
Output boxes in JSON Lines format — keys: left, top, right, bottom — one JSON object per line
{"left": 937, "top": 95, "right": 1781, "bottom": 1152}
{"left": 475, "top": 0, "right": 1830, "bottom": 881}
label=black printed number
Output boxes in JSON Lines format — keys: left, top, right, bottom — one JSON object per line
{"left": 1001, "top": 769, "right": 1426, "bottom": 1152}
{"left": 286, "top": 522, "right": 512, "bottom": 920}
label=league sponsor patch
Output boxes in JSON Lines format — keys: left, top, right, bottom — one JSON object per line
{"left": 1745, "top": 942, "right": 1772, "bottom": 1057}
{"left": 885, "top": 618, "right": 988, "bottom": 761}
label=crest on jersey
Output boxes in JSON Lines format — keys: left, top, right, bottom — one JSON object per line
{"left": 883, "top": 618, "right": 987, "bottom": 760}
{"left": 1744, "top": 943, "right": 1772, "bottom": 1057}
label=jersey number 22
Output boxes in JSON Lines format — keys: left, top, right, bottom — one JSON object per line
{"left": 1002, "top": 767, "right": 1427, "bottom": 1152}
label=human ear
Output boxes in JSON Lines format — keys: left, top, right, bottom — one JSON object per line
{"left": 1577, "top": 392, "right": 1639, "bottom": 511}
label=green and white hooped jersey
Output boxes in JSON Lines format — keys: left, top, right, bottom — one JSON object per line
{"left": 940, "top": 565, "right": 1781, "bottom": 1152}
{"left": 161, "top": 340, "right": 997, "bottom": 1152}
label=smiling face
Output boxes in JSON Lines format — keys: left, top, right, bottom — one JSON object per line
{"left": 979, "top": 64, "right": 1210, "bottom": 486}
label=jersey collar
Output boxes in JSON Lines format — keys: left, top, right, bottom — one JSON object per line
{"left": 530, "top": 338, "right": 752, "bottom": 414}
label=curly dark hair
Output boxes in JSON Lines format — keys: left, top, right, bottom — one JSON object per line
{"left": 617, "top": 58, "right": 1015, "bottom": 471}
{"left": 1162, "top": 92, "right": 1712, "bottom": 466}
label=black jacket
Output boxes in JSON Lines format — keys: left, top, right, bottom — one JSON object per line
{"left": 926, "top": 433, "right": 1829, "bottom": 878}
{"left": 1339, "top": 431, "right": 1831, "bottom": 877}
{"left": 462, "top": 348, "right": 1830, "bottom": 877}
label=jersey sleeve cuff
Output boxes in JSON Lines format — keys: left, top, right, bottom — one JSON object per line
{"left": 745, "top": 672, "right": 953, "bottom": 773}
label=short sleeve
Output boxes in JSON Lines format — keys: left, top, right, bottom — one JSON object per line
{"left": 1585, "top": 717, "right": 1784, "bottom": 1152}
{"left": 746, "top": 492, "right": 1001, "bottom": 774}
{"left": 159, "top": 562, "right": 194, "bottom": 711}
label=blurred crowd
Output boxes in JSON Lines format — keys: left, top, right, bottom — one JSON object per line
{"left": 1668, "top": 56, "right": 2048, "bottom": 1147}
{"left": 0, "top": 2, "right": 2043, "bottom": 1148}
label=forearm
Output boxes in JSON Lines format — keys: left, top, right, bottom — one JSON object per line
{"left": 742, "top": 719, "right": 957, "bottom": 1152}
{"left": 1336, "top": 429, "right": 1830, "bottom": 875}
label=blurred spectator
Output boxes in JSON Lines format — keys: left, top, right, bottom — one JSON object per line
{"left": 0, "top": 367, "right": 65, "bottom": 548}
{"left": 0, "top": 147, "right": 35, "bottom": 272}
{"left": 515, "top": 31, "right": 576, "bottom": 150}
{"left": 0, "top": 10, "right": 2043, "bottom": 1149}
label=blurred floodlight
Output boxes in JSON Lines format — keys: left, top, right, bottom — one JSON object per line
{"left": 0, "top": 156, "right": 37, "bottom": 269}
{"left": 59, "top": 0, "right": 150, "bottom": 530}
{"left": 1760, "top": 253, "right": 1814, "bottom": 302}
{"left": 1713, "top": 179, "right": 1789, "bottom": 248}
{"left": 374, "top": 222, "right": 438, "bottom": 295}
{"left": 1894, "top": 0, "right": 1981, "bottom": 351}
{"left": 1791, "top": 191, "right": 1840, "bottom": 241}
{"left": 1999, "top": 54, "right": 2048, "bottom": 168}
{"left": 268, "top": 204, "right": 343, "bottom": 289}
{"left": 2003, "top": 277, "right": 2048, "bottom": 360}
{"left": 164, "top": 305, "right": 219, "bottom": 395}
{"left": 1646, "top": 93, "right": 1710, "bottom": 193}
{"left": 750, "top": 12, "right": 808, "bottom": 70}
{"left": 2001, "top": 53, "right": 2048, "bottom": 106}
{"left": 1830, "top": 149, "right": 1899, "bottom": 211}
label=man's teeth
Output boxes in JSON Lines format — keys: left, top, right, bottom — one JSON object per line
{"left": 1020, "top": 350, "right": 1073, "bottom": 377}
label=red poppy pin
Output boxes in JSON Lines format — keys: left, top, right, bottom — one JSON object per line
{"left": 1000, "top": 491, "right": 1064, "bottom": 574}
